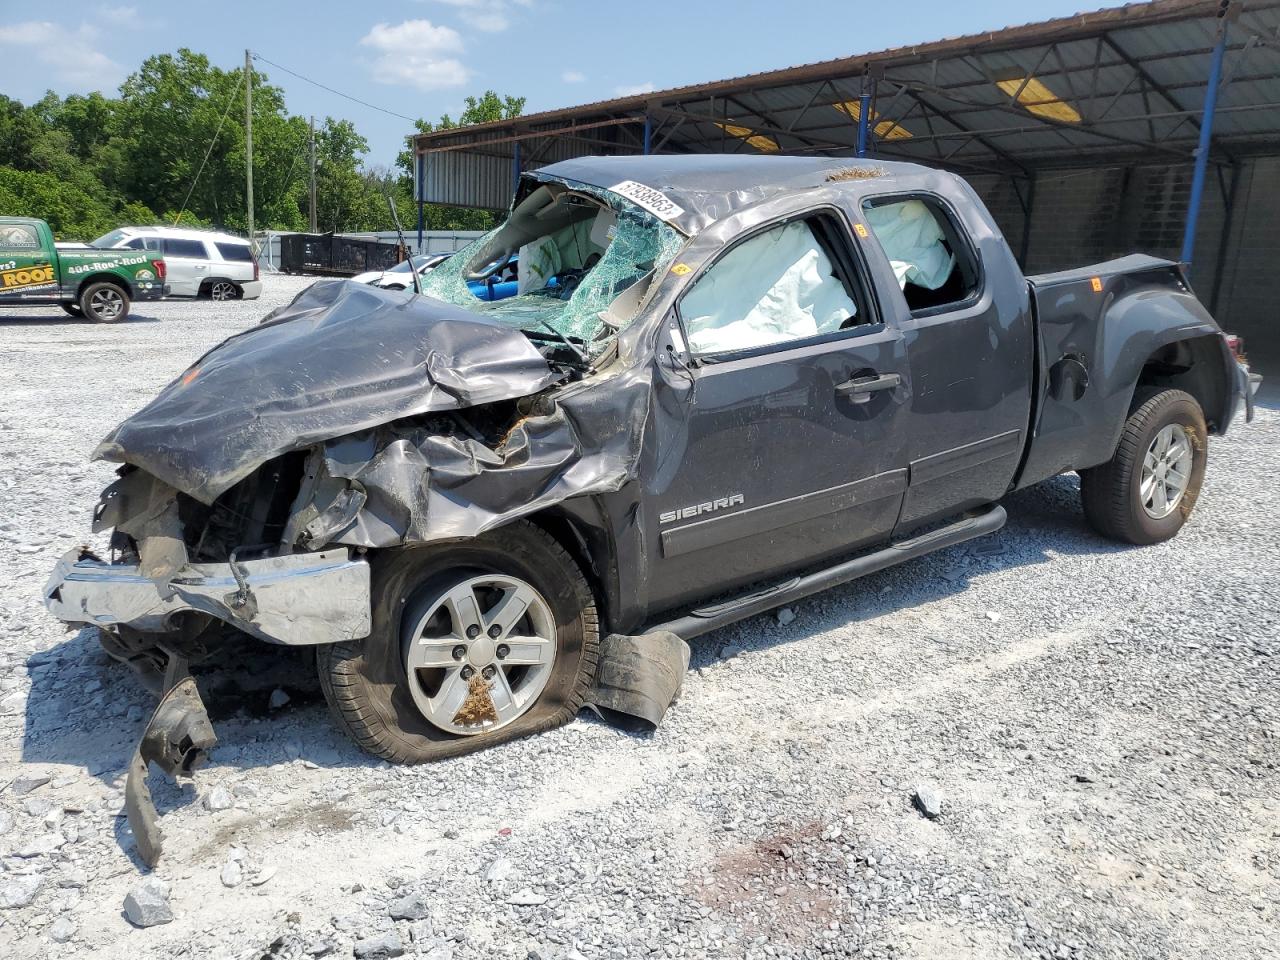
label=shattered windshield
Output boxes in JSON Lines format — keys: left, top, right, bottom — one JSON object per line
{"left": 420, "top": 180, "right": 685, "bottom": 356}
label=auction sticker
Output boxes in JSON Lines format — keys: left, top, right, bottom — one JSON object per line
{"left": 609, "top": 181, "right": 685, "bottom": 222}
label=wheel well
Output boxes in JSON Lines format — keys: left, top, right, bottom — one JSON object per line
{"left": 76, "top": 273, "right": 129, "bottom": 299}
{"left": 199, "top": 277, "right": 239, "bottom": 296}
{"left": 522, "top": 507, "right": 614, "bottom": 631}
{"left": 1133, "top": 334, "right": 1228, "bottom": 432}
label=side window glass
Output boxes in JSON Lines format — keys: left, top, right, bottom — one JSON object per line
{"left": 862, "top": 197, "right": 979, "bottom": 312}
{"left": 163, "top": 238, "right": 207, "bottom": 258}
{"left": 124, "top": 238, "right": 146, "bottom": 250}
{"left": 680, "top": 217, "right": 862, "bottom": 355}
{"left": 0, "top": 223, "right": 40, "bottom": 250}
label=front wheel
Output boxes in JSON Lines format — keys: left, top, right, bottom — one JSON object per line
{"left": 1080, "top": 389, "right": 1207, "bottom": 545}
{"left": 79, "top": 281, "right": 130, "bottom": 323}
{"left": 317, "top": 521, "right": 599, "bottom": 763}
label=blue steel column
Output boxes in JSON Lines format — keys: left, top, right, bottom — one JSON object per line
{"left": 415, "top": 151, "right": 425, "bottom": 252}
{"left": 855, "top": 87, "right": 872, "bottom": 158}
{"left": 1181, "top": 17, "right": 1229, "bottom": 264}
{"left": 643, "top": 114, "right": 652, "bottom": 155}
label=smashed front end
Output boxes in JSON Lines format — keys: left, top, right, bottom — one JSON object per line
{"left": 44, "top": 180, "right": 686, "bottom": 862}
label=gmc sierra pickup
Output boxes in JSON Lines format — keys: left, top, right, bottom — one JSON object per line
{"left": 43, "top": 156, "right": 1258, "bottom": 864}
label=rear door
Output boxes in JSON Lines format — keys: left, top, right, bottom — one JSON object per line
{"left": 644, "top": 207, "right": 911, "bottom": 614}
{"left": 161, "top": 237, "right": 213, "bottom": 296}
{"left": 859, "top": 192, "right": 1033, "bottom": 529}
{"left": 0, "top": 222, "right": 58, "bottom": 303}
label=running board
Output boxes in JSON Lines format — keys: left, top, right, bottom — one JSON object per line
{"left": 650, "top": 504, "right": 1007, "bottom": 641}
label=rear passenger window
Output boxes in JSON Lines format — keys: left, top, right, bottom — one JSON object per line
{"left": 124, "top": 238, "right": 146, "bottom": 250}
{"left": 678, "top": 214, "right": 866, "bottom": 355}
{"left": 163, "top": 238, "right": 209, "bottom": 259}
{"left": 862, "top": 196, "right": 980, "bottom": 313}
{"left": 215, "top": 242, "right": 254, "bottom": 262}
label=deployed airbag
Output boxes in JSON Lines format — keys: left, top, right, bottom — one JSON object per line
{"left": 863, "top": 199, "right": 955, "bottom": 291}
{"left": 680, "top": 219, "right": 858, "bottom": 353}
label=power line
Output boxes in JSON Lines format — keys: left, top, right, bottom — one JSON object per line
{"left": 173, "top": 75, "right": 241, "bottom": 226}
{"left": 250, "top": 51, "right": 418, "bottom": 123}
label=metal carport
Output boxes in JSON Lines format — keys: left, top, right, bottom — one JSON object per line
{"left": 411, "top": 0, "right": 1280, "bottom": 368}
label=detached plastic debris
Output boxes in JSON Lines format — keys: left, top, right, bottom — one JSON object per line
{"left": 588, "top": 631, "right": 691, "bottom": 731}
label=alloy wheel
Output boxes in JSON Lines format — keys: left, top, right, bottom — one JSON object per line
{"left": 1140, "top": 423, "right": 1193, "bottom": 519}
{"left": 403, "top": 574, "right": 557, "bottom": 735}
{"left": 89, "top": 287, "right": 124, "bottom": 321}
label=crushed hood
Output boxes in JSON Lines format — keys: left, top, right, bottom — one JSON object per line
{"left": 95, "top": 280, "right": 563, "bottom": 503}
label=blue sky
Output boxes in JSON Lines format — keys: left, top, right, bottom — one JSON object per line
{"left": 4, "top": 0, "right": 1131, "bottom": 166}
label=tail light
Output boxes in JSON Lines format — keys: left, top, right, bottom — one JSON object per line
{"left": 151, "top": 259, "right": 166, "bottom": 280}
{"left": 1225, "top": 334, "right": 1246, "bottom": 362}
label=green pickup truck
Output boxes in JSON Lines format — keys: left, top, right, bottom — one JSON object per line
{"left": 0, "top": 217, "right": 168, "bottom": 322}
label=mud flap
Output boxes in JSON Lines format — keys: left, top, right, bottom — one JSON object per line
{"left": 124, "top": 673, "right": 217, "bottom": 867}
{"left": 587, "top": 631, "right": 690, "bottom": 732}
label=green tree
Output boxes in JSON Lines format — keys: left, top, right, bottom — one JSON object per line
{"left": 0, "top": 50, "right": 525, "bottom": 238}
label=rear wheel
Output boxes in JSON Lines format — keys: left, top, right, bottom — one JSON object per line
{"left": 79, "top": 281, "right": 129, "bottom": 323}
{"left": 1080, "top": 389, "right": 1207, "bottom": 545}
{"left": 208, "top": 280, "right": 240, "bottom": 301}
{"left": 317, "top": 521, "right": 599, "bottom": 763}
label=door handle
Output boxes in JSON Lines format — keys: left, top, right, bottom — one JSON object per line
{"left": 835, "top": 372, "right": 901, "bottom": 403}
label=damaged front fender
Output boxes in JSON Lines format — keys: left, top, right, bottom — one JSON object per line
{"left": 287, "top": 364, "right": 652, "bottom": 550}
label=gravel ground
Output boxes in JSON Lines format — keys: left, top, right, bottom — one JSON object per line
{"left": 0, "top": 275, "right": 1277, "bottom": 960}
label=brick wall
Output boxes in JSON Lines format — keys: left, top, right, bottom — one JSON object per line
{"left": 966, "top": 157, "right": 1278, "bottom": 364}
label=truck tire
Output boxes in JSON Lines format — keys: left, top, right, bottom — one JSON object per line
{"left": 79, "top": 281, "right": 130, "bottom": 323}
{"left": 207, "top": 280, "right": 240, "bottom": 301}
{"left": 60, "top": 302, "right": 83, "bottom": 318}
{"left": 1080, "top": 389, "right": 1207, "bottom": 545}
{"left": 317, "top": 521, "right": 600, "bottom": 763}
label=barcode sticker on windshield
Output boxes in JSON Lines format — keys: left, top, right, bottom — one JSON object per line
{"left": 609, "top": 181, "right": 685, "bottom": 222}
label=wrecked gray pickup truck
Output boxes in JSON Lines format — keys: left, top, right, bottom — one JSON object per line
{"left": 45, "top": 155, "right": 1257, "bottom": 862}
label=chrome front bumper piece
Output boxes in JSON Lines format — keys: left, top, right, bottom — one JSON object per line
{"left": 45, "top": 548, "right": 372, "bottom": 646}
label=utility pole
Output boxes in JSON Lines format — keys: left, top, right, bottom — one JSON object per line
{"left": 309, "top": 116, "right": 318, "bottom": 233}
{"left": 244, "top": 49, "right": 254, "bottom": 243}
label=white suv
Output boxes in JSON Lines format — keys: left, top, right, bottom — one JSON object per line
{"left": 91, "top": 226, "right": 262, "bottom": 301}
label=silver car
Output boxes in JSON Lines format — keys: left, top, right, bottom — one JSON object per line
{"left": 92, "top": 226, "right": 263, "bottom": 301}
{"left": 352, "top": 253, "right": 451, "bottom": 288}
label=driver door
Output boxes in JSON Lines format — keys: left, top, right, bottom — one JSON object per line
{"left": 0, "top": 222, "right": 57, "bottom": 303}
{"left": 643, "top": 208, "right": 912, "bottom": 615}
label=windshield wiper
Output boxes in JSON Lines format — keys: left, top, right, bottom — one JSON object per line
{"left": 530, "top": 320, "right": 593, "bottom": 371}
{"left": 385, "top": 194, "right": 422, "bottom": 296}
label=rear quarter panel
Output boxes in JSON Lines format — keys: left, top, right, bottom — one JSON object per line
{"left": 1018, "top": 262, "right": 1226, "bottom": 489}
{"left": 58, "top": 250, "right": 165, "bottom": 300}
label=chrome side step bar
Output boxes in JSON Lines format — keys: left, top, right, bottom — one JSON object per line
{"left": 650, "top": 504, "right": 1007, "bottom": 641}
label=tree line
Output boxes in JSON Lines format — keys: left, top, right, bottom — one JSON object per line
{"left": 0, "top": 49, "right": 524, "bottom": 240}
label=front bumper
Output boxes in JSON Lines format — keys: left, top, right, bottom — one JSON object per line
{"left": 45, "top": 548, "right": 372, "bottom": 646}
{"left": 134, "top": 282, "right": 170, "bottom": 301}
